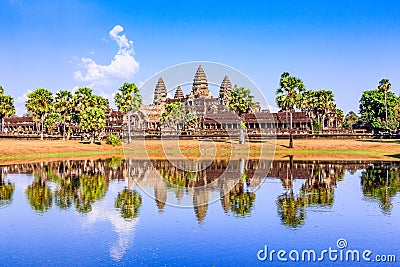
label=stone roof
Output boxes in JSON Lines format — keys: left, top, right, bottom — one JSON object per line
{"left": 274, "top": 111, "right": 312, "bottom": 123}
{"left": 4, "top": 117, "right": 35, "bottom": 126}
{"left": 201, "top": 111, "right": 311, "bottom": 125}
{"left": 243, "top": 113, "right": 276, "bottom": 123}
{"left": 202, "top": 112, "right": 241, "bottom": 124}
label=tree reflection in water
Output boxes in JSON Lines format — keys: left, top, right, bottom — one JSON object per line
{"left": 0, "top": 167, "right": 15, "bottom": 208}
{"left": 2, "top": 158, "right": 398, "bottom": 224}
{"left": 300, "top": 167, "right": 336, "bottom": 208}
{"left": 361, "top": 163, "right": 399, "bottom": 214}
{"left": 228, "top": 181, "right": 256, "bottom": 217}
{"left": 25, "top": 172, "right": 53, "bottom": 214}
{"left": 276, "top": 156, "right": 306, "bottom": 228}
{"left": 21, "top": 161, "right": 110, "bottom": 214}
{"left": 275, "top": 157, "right": 343, "bottom": 228}
{"left": 300, "top": 182, "right": 334, "bottom": 207}
{"left": 53, "top": 174, "right": 79, "bottom": 210}
{"left": 74, "top": 174, "right": 107, "bottom": 213}
{"left": 115, "top": 188, "right": 143, "bottom": 220}
{"left": 277, "top": 193, "right": 306, "bottom": 228}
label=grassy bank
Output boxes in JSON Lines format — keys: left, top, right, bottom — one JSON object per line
{"left": 0, "top": 138, "right": 399, "bottom": 164}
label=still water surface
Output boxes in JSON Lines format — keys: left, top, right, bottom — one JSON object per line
{"left": 0, "top": 158, "right": 399, "bottom": 266}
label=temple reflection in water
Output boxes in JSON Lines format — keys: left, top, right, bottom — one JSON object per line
{"left": 0, "top": 158, "right": 399, "bottom": 226}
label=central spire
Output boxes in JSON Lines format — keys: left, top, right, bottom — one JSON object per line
{"left": 192, "top": 65, "right": 210, "bottom": 98}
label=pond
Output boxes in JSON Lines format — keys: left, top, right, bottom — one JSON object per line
{"left": 0, "top": 158, "right": 399, "bottom": 266}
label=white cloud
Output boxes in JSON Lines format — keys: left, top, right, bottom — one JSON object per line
{"left": 82, "top": 183, "right": 138, "bottom": 262}
{"left": 109, "top": 25, "right": 132, "bottom": 50}
{"left": 74, "top": 25, "right": 139, "bottom": 89}
{"left": 16, "top": 90, "right": 31, "bottom": 104}
{"left": 14, "top": 89, "right": 32, "bottom": 116}
{"left": 99, "top": 91, "right": 117, "bottom": 109}
{"left": 267, "top": 104, "right": 280, "bottom": 113}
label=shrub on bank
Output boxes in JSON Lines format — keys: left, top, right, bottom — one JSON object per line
{"left": 106, "top": 134, "right": 121, "bottom": 146}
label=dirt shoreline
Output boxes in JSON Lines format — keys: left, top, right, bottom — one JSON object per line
{"left": 0, "top": 138, "right": 399, "bottom": 165}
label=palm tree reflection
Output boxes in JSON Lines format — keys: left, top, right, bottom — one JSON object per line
{"left": 42, "top": 163, "right": 108, "bottom": 214}
{"left": 300, "top": 167, "right": 335, "bottom": 208}
{"left": 0, "top": 167, "right": 15, "bottom": 208}
{"left": 228, "top": 181, "right": 256, "bottom": 217}
{"left": 25, "top": 172, "right": 53, "bottom": 214}
{"left": 74, "top": 174, "right": 107, "bottom": 213}
{"left": 52, "top": 170, "right": 79, "bottom": 210}
{"left": 361, "top": 164, "right": 399, "bottom": 214}
{"left": 115, "top": 188, "right": 143, "bottom": 220}
{"left": 276, "top": 156, "right": 338, "bottom": 228}
{"left": 277, "top": 193, "right": 306, "bottom": 228}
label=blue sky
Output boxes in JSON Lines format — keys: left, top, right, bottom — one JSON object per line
{"left": 1, "top": 0, "right": 400, "bottom": 115}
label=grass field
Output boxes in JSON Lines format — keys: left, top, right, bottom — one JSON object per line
{"left": 0, "top": 138, "right": 399, "bottom": 164}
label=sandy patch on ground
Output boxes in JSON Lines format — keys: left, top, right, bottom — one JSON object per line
{"left": 0, "top": 138, "right": 399, "bottom": 164}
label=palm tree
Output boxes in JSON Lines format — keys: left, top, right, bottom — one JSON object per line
{"left": 0, "top": 86, "right": 16, "bottom": 133}
{"left": 74, "top": 87, "right": 94, "bottom": 112}
{"left": 378, "top": 78, "right": 391, "bottom": 129}
{"left": 160, "top": 102, "right": 186, "bottom": 131}
{"left": 79, "top": 107, "right": 106, "bottom": 144}
{"left": 90, "top": 95, "right": 108, "bottom": 112}
{"left": 276, "top": 72, "right": 305, "bottom": 148}
{"left": 297, "top": 90, "right": 314, "bottom": 114}
{"left": 227, "top": 87, "right": 256, "bottom": 144}
{"left": 114, "top": 83, "right": 142, "bottom": 144}
{"left": 54, "top": 90, "right": 74, "bottom": 140}
{"left": 314, "top": 90, "right": 335, "bottom": 129}
{"left": 344, "top": 111, "right": 360, "bottom": 129}
{"left": 25, "top": 88, "right": 54, "bottom": 140}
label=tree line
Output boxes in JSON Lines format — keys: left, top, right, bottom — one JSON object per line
{"left": 276, "top": 72, "right": 343, "bottom": 130}
{"left": 24, "top": 87, "right": 109, "bottom": 142}
{"left": 0, "top": 83, "right": 143, "bottom": 143}
{"left": 275, "top": 72, "right": 400, "bottom": 133}
{"left": 0, "top": 74, "right": 399, "bottom": 143}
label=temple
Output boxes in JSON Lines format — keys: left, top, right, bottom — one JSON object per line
{"left": 125, "top": 65, "right": 343, "bottom": 137}
{"left": 1, "top": 65, "right": 347, "bottom": 139}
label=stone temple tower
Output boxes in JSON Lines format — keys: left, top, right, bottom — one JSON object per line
{"left": 192, "top": 65, "right": 210, "bottom": 98}
{"left": 153, "top": 77, "right": 167, "bottom": 105}
{"left": 174, "top": 86, "right": 184, "bottom": 99}
{"left": 219, "top": 75, "right": 232, "bottom": 105}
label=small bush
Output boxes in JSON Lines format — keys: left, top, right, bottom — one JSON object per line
{"left": 106, "top": 134, "right": 121, "bottom": 146}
